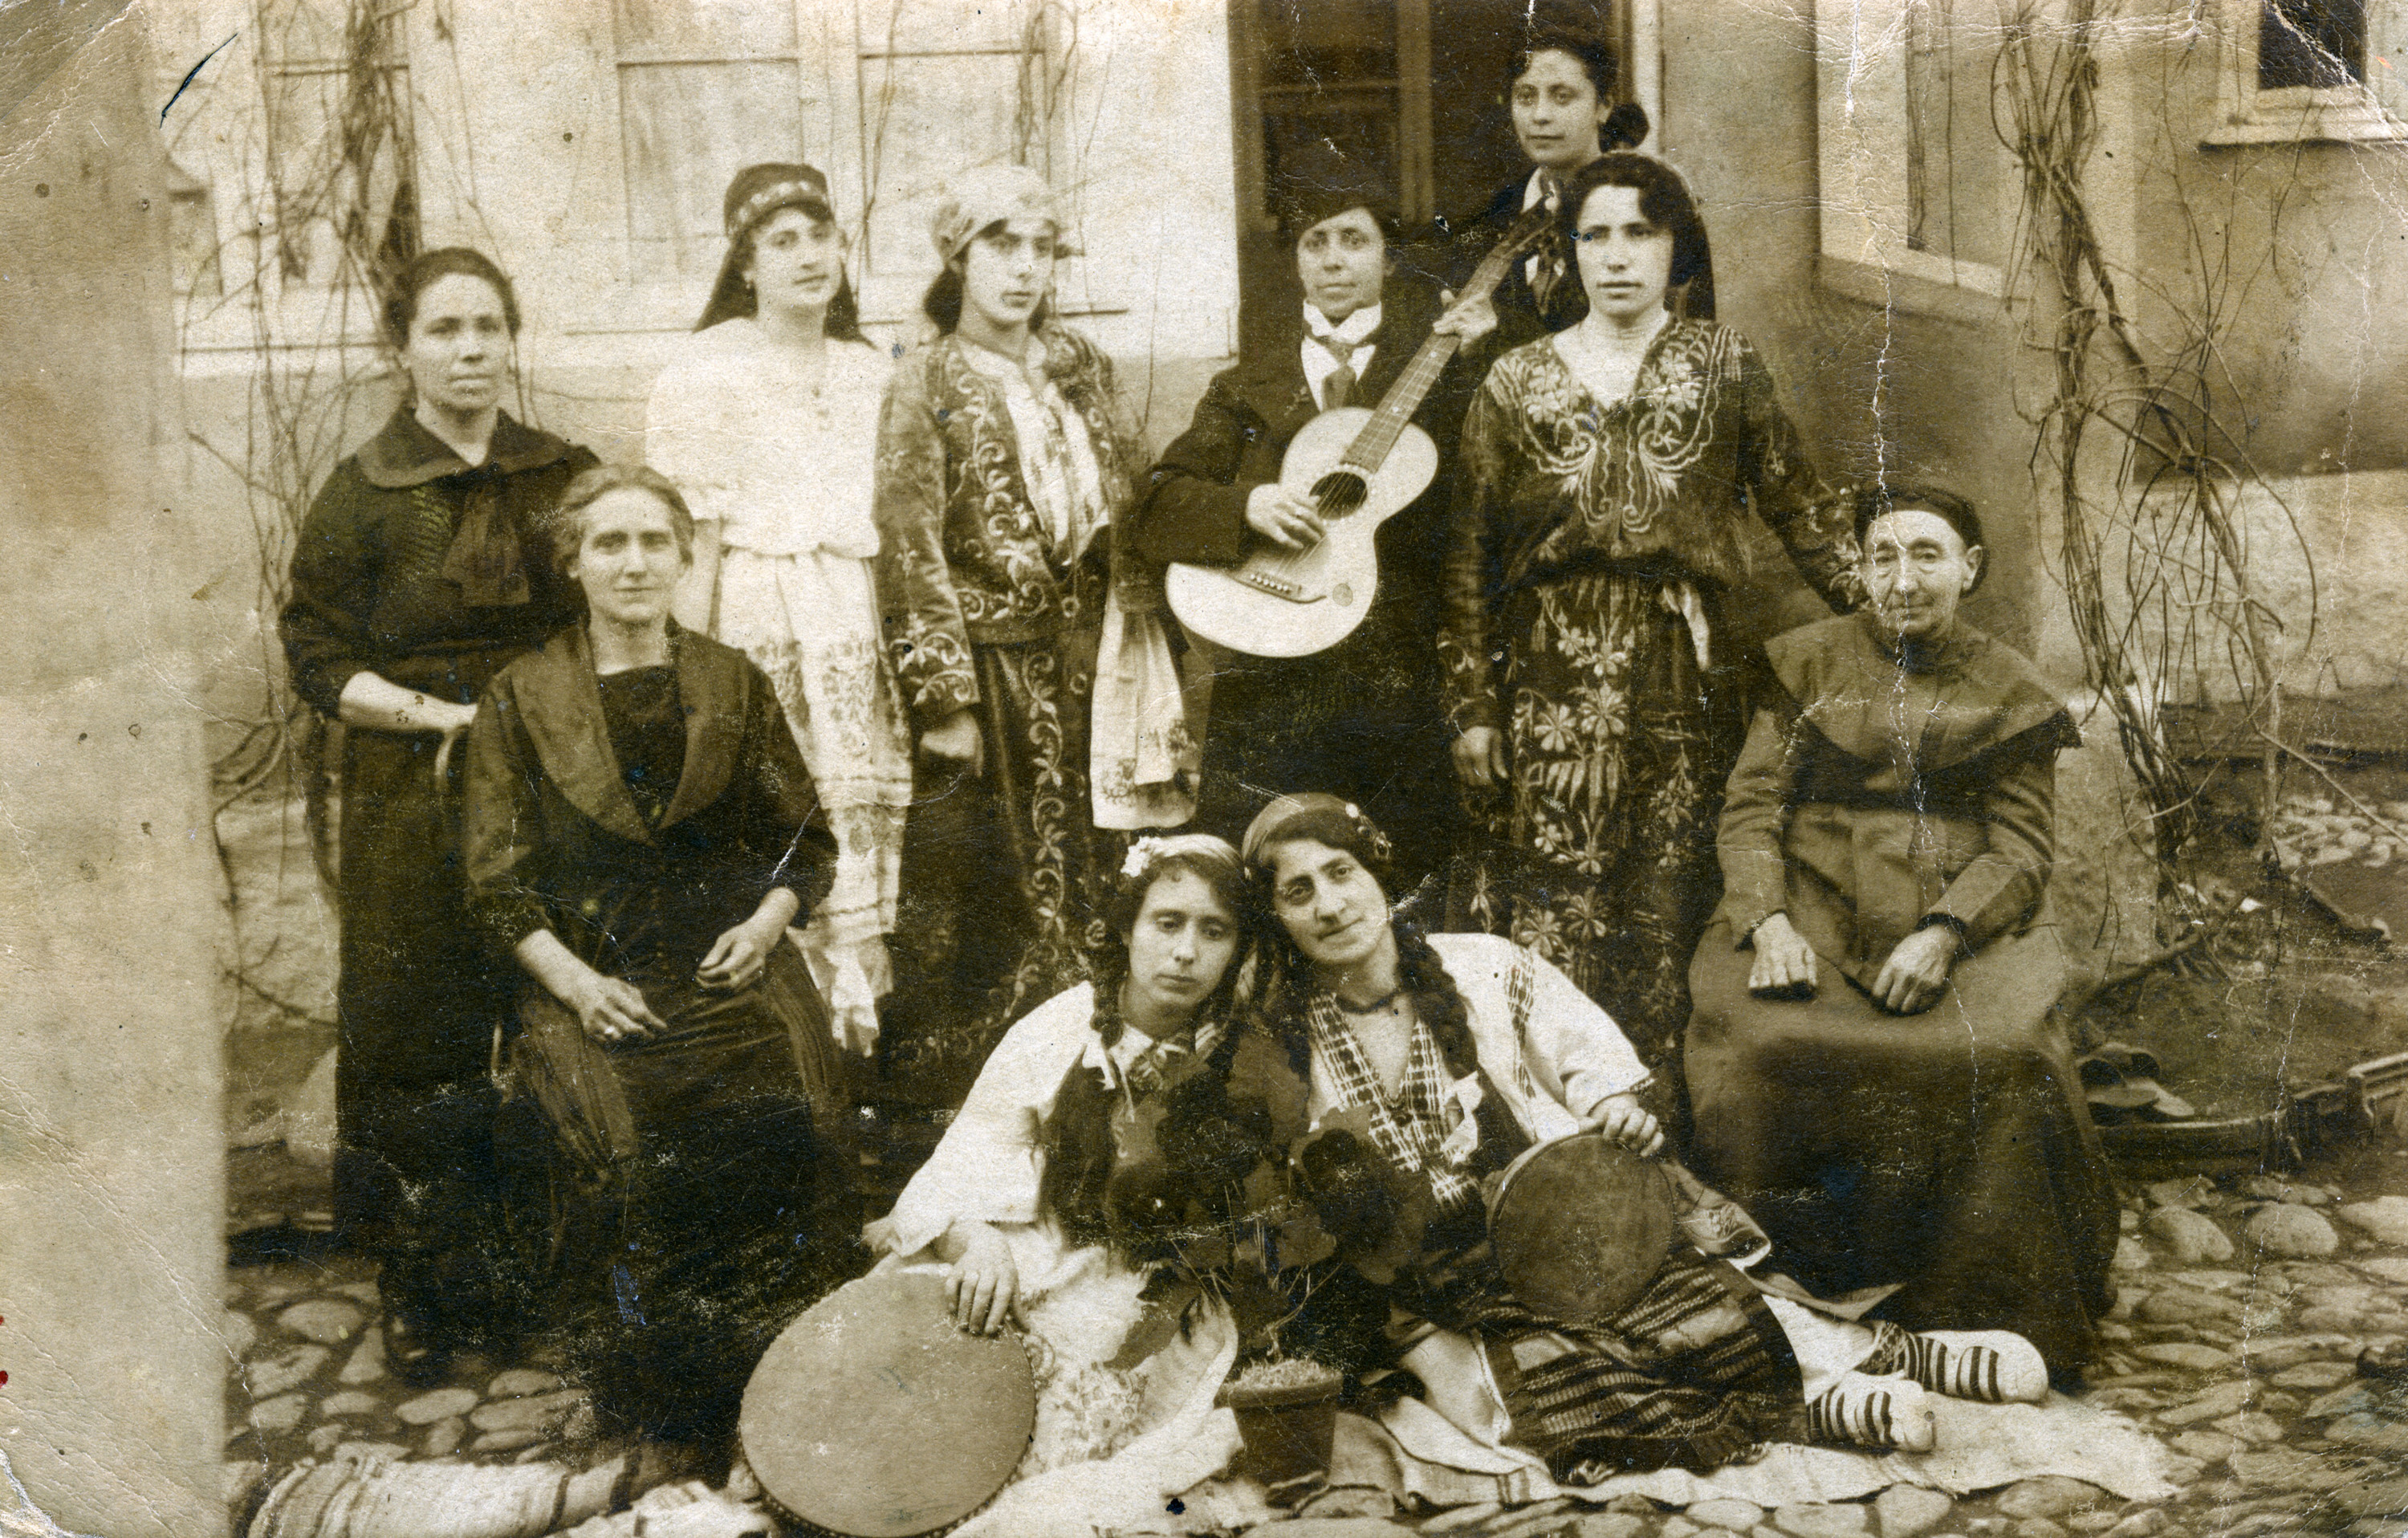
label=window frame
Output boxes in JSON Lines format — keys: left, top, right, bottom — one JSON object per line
{"left": 2203, "top": 0, "right": 2408, "bottom": 146}
{"left": 1814, "top": 0, "right": 2011, "bottom": 320}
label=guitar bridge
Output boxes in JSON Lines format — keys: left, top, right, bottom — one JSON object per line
{"left": 1237, "top": 569, "right": 1324, "bottom": 604}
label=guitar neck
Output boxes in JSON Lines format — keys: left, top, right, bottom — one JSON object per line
{"left": 1339, "top": 220, "right": 1538, "bottom": 473}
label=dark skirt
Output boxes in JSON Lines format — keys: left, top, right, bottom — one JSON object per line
{"left": 1195, "top": 623, "right": 1461, "bottom": 908}
{"left": 1684, "top": 919, "right": 2118, "bottom": 1372}
{"left": 1453, "top": 572, "right": 1749, "bottom": 1077}
{"left": 885, "top": 634, "right": 1117, "bottom": 1091}
{"left": 333, "top": 721, "right": 524, "bottom": 1349}
{"left": 508, "top": 940, "right": 860, "bottom": 1439}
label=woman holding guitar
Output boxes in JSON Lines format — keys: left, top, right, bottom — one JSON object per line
{"left": 1442, "top": 153, "right": 1864, "bottom": 1102}
{"left": 1131, "top": 143, "right": 1493, "bottom": 901}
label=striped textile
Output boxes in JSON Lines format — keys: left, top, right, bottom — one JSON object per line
{"left": 1473, "top": 1244, "right": 1804, "bottom": 1477}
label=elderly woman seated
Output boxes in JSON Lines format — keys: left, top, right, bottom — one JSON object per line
{"left": 1684, "top": 485, "right": 2117, "bottom": 1381}
{"left": 463, "top": 464, "right": 860, "bottom": 1443}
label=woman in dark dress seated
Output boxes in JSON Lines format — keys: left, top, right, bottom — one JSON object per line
{"left": 1684, "top": 485, "right": 2118, "bottom": 1381}
{"left": 463, "top": 464, "right": 857, "bottom": 1442}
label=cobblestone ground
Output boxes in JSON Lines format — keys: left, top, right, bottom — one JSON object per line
{"left": 225, "top": 1151, "right": 2408, "bottom": 1538}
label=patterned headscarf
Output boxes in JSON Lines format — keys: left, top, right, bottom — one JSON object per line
{"left": 929, "top": 163, "right": 1076, "bottom": 266}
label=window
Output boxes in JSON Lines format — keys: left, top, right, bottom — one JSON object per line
{"left": 254, "top": 0, "right": 417, "bottom": 291}
{"left": 2207, "top": 0, "right": 2408, "bottom": 143}
{"left": 1816, "top": 0, "right": 2012, "bottom": 314}
{"left": 567, "top": 0, "right": 1083, "bottom": 332}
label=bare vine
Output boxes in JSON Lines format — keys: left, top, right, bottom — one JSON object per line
{"left": 1996, "top": 0, "right": 2315, "bottom": 950}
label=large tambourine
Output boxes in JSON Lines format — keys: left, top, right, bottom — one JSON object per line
{"left": 740, "top": 1270, "right": 1036, "bottom": 1537}
{"left": 1487, "top": 1132, "right": 1675, "bottom": 1324}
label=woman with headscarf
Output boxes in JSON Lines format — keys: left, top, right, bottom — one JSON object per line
{"left": 871, "top": 164, "right": 1147, "bottom": 1076}
{"left": 1442, "top": 153, "right": 1861, "bottom": 1088}
{"left": 645, "top": 161, "right": 913, "bottom": 1056}
{"left": 1685, "top": 486, "right": 2117, "bottom": 1380}
{"left": 280, "top": 246, "right": 599, "bottom": 1377}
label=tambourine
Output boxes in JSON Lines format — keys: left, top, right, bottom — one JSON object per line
{"left": 1486, "top": 1131, "right": 1674, "bottom": 1324}
{"left": 739, "top": 1270, "right": 1036, "bottom": 1537}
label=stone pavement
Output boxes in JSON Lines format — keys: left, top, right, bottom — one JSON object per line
{"left": 225, "top": 1153, "right": 2408, "bottom": 1538}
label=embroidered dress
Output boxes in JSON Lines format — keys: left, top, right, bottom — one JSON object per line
{"left": 1441, "top": 322, "right": 1862, "bottom": 1072}
{"left": 872, "top": 326, "right": 1142, "bottom": 1079}
{"left": 279, "top": 407, "right": 598, "bottom": 1350}
{"left": 647, "top": 324, "right": 913, "bottom": 1051}
{"left": 868, "top": 983, "right": 1245, "bottom": 1536}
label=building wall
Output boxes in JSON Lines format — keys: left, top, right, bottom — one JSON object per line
{"left": 2113, "top": 1, "right": 2408, "bottom": 696}
{"left": 0, "top": 6, "right": 229, "bottom": 1532}
{"left": 1656, "top": 0, "right": 2044, "bottom": 658}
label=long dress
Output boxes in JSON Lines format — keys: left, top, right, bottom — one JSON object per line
{"left": 1131, "top": 283, "right": 1474, "bottom": 901}
{"left": 871, "top": 325, "right": 1141, "bottom": 1083}
{"left": 1440, "top": 321, "right": 1862, "bottom": 1075}
{"left": 462, "top": 623, "right": 858, "bottom": 1439}
{"left": 646, "top": 323, "right": 915, "bottom": 1052}
{"left": 1683, "top": 612, "right": 2119, "bottom": 1373}
{"left": 868, "top": 983, "right": 1246, "bottom": 1536}
{"left": 1282, "top": 932, "right": 1808, "bottom": 1479}
{"left": 278, "top": 406, "right": 597, "bottom": 1349}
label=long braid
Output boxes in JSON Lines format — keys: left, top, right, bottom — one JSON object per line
{"left": 1393, "top": 918, "right": 1478, "bottom": 1082}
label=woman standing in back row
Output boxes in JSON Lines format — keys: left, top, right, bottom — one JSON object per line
{"left": 281, "top": 248, "right": 599, "bottom": 1378}
{"left": 1442, "top": 154, "right": 1861, "bottom": 1091}
{"left": 1442, "top": 27, "right": 1651, "bottom": 356}
{"left": 871, "top": 165, "right": 1146, "bottom": 1077}
{"left": 647, "top": 162, "right": 913, "bottom": 1056}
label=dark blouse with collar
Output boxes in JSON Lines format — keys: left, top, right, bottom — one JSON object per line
{"left": 462, "top": 625, "right": 836, "bottom": 991}
{"left": 280, "top": 406, "right": 598, "bottom": 713}
{"left": 1714, "top": 611, "right": 2081, "bottom": 988}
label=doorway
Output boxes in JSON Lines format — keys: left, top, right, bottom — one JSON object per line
{"left": 1226, "top": 0, "right": 1639, "bottom": 348}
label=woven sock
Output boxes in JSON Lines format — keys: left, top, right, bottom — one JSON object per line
{"left": 1902, "top": 1328, "right": 2049, "bottom": 1404}
{"left": 1805, "top": 1372, "right": 1936, "bottom": 1452}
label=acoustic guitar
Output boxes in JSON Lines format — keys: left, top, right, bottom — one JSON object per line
{"left": 1165, "top": 202, "right": 1556, "bottom": 657}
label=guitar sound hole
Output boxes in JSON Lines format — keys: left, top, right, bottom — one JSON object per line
{"left": 1312, "top": 472, "right": 1368, "bottom": 517}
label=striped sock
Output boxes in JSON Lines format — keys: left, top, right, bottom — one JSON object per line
{"left": 1901, "top": 1328, "right": 2049, "bottom": 1404}
{"left": 1806, "top": 1372, "right": 1936, "bottom": 1452}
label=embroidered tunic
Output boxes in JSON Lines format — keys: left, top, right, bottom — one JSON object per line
{"left": 647, "top": 323, "right": 913, "bottom": 1050}
{"left": 1440, "top": 322, "right": 1861, "bottom": 1068}
{"left": 871, "top": 326, "right": 1142, "bottom": 1076}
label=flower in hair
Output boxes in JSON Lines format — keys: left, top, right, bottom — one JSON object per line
{"left": 1121, "top": 836, "right": 1169, "bottom": 881}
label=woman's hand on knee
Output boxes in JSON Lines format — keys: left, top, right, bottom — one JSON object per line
{"left": 1747, "top": 913, "right": 1818, "bottom": 998}
{"left": 942, "top": 1221, "right": 1018, "bottom": 1335}
{"left": 1873, "top": 925, "right": 1959, "bottom": 1014}
{"left": 571, "top": 974, "right": 665, "bottom": 1044}
{"left": 697, "top": 917, "right": 779, "bottom": 992}
{"left": 1583, "top": 1092, "right": 1665, "bottom": 1158}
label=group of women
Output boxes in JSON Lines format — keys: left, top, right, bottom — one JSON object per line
{"left": 277, "top": 20, "right": 2115, "bottom": 1513}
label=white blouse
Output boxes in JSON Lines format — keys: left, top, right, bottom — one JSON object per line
{"left": 874, "top": 983, "right": 1185, "bottom": 1259}
{"left": 645, "top": 323, "right": 891, "bottom": 559}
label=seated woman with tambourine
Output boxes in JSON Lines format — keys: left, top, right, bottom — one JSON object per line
{"left": 863, "top": 833, "right": 1290, "bottom": 1534}
{"left": 1241, "top": 795, "right": 2055, "bottom": 1489}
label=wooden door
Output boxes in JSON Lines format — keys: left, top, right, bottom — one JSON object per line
{"left": 1227, "top": 0, "right": 1621, "bottom": 349}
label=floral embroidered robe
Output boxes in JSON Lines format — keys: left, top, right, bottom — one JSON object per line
{"left": 1440, "top": 320, "right": 1861, "bottom": 1074}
